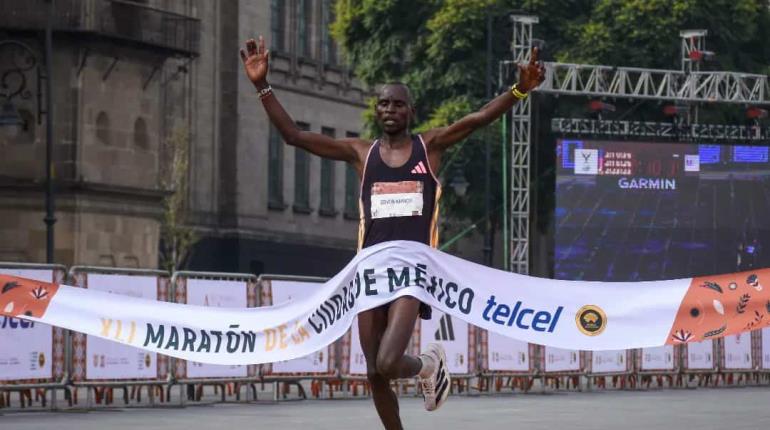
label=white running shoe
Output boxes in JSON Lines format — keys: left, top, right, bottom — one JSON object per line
{"left": 419, "top": 343, "right": 450, "bottom": 411}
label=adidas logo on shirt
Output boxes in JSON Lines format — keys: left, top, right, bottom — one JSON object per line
{"left": 411, "top": 161, "right": 428, "bottom": 175}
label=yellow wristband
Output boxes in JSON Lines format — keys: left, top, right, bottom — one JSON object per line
{"left": 511, "top": 84, "right": 528, "bottom": 100}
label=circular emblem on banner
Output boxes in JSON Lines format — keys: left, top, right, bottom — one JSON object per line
{"left": 38, "top": 352, "right": 46, "bottom": 368}
{"left": 576, "top": 305, "right": 607, "bottom": 336}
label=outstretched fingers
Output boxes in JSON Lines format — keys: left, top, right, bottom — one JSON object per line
{"left": 247, "top": 38, "right": 258, "bottom": 56}
{"left": 529, "top": 46, "right": 539, "bottom": 65}
{"left": 258, "top": 35, "right": 266, "bottom": 56}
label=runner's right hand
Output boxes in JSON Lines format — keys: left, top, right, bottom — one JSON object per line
{"left": 240, "top": 35, "right": 270, "bottom": 87}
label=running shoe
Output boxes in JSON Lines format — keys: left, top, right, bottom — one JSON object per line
{"left": 419, "top": 342, "right": 450, "bottom": 411}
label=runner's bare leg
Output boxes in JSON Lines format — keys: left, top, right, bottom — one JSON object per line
{"left": 359, "top": 296, "right": 423, "bottom": 430}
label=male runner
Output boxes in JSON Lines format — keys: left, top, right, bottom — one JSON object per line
{"left": 240, "top": 36, "right": 545, "bottom": 430}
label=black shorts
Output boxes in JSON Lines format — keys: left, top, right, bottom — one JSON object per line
{"left": 419, "top": 302, "right": 432, "bottom": 320}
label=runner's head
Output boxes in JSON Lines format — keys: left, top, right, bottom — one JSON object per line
{"left": 375, "top": 83, "right": 415, "bottom": 135}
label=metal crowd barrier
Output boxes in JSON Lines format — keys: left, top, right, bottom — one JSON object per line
{"left": 635, "top": 345, "right": 681, "bottom": 389}
{"left": 759, "top": 328, "right": 770, "bottom": 383}
{"left": 679, "top": 339, "right": 719, "bottom": 387}
{"left": 67, "top": 266, "right": 171, "bottom": 407}
{"left": 0, "top": 263, "right": 68, "bottom": 408}
{"left": 257, "top": 274, "right": 343, "bottom": 400}
{"left": 170, "top": 270, "right": 259, "bottom": 404}
{"left": 477, "top": 332, "right": 538, "bottom": 393}
{"left": 417, "top": 310, "right": 477, "bottom": 395}
{"left": 539, "top": 346, "right": 585, "bottom": 391}
{"left": 4, "top": 261, "right": 770, "bottom": 409}
{"left": 584, "top": 350, "right": 635, "bottom": 390}
{"left": 716, "top": 332, "right": 759, "bottom": 386}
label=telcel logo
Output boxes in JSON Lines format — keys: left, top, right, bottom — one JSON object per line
{"left": 482, "top": 295, "right": 563, "bottom": 332}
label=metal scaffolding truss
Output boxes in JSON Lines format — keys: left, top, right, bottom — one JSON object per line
{"left": 552, "top": 118, "right": 770, "bottom": 142}
{"left": 509, "top": 15, "right": 538, "bottom": 275}
{"left": 508, "top": 16, "right": 769, "bottom": 275}
{"left": 538, "top": 63, "right": 769, "bottom": 104}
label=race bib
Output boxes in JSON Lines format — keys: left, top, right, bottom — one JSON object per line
{"left": 370, "top": 181, "right": 424, "bottom": 219}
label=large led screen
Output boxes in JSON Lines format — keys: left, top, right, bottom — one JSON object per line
{"left": 555, "top": 139, "right": 770, "bottom": 281}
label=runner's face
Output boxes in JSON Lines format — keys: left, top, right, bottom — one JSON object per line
{"left": 375, "top": 85, "right": 413, "bottom": 134}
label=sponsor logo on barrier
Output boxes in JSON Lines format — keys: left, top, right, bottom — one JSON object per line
{"left": 434, "top": 315, "right": 455, "bottom": 341}
{"left": 576, "top": 305, "right": 606, "bottom": 336}
{"left": 1, "top": 316, "right": 35, "bottom": 329}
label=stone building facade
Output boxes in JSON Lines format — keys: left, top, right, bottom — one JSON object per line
{"left": 186, "top": 0, "right": 367, "bottom": 276}
{"left": 0, "top": 0, "right": 367, "bottom": 276}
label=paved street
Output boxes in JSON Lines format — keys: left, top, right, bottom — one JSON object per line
{"left": 3, "top": 387, "right": 770, "bottom": 430}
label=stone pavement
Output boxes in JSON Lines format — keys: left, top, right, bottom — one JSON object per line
{"left": 3, "top": 387, "right": 770, "bottom": 430}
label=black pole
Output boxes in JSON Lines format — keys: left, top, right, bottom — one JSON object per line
{"left": 483, "top": 13, "right": 493, "bottom": 267}
{"left": 44, "top": 0, "right": 56, "bottom": 263}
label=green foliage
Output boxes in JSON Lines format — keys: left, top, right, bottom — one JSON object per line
{"left": 563, "top": 0, "right": 770, "bottom": 70}
{"left": 159, "top": 127, "right": 196, "bottom": 272}
{"left": 332, "top": 0, "right": 770, "bottom": 234}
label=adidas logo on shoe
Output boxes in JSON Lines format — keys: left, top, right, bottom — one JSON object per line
{"left": 419, "top": 342, "right": 450, "bottom": 412}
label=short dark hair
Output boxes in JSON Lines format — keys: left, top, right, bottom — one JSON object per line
{"left": 378, "top": 82, "right": 413, "bottom": 106}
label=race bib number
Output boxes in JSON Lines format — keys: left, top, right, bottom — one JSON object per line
{"left": 370, "top": 181, "right": 424, "bottom": 219}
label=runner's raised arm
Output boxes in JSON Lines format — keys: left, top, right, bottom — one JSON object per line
{"left": 240, "top": 36, "right": 369, "bottom": 170}
{"left": 422, "top": 47, "right": 546, "bottom": 153}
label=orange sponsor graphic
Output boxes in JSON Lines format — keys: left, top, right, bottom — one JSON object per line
{"left": 0, "top": 274, "right": 60, "bottom": 320}
{"left": 372, "top": 180, "right": 423, "bottom": 195}
{"left": 666, "top": 268, "right": 770, "bottom": 345}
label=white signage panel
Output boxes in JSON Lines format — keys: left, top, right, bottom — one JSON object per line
{"left": 722, "top": 333, "right": 752, "bottom": 370}
{"left": 0, "top": 269, "right": 54, "bottom": 380}
{"left": 420, "top": 310, "right": 469, "bottom": 374}
{"left": 487, "top": 332, "right": 529, "bottom": 372}
{"left": 640, "top": 345, "right": 675, "bottom": 371}
{"left": 271, "top": 280, "right": 330, "bottom": 373}
{"left": 686, "top": 340, "right": 714, "bottom": 370}
{"left": 544, "top": 346, "right": 580, "bottom": 372}
{"left": 86, "top": 274, "right": 158, "bottom": 380}
{"left": 185, "top": 279, "right": 248, "bottom": 378}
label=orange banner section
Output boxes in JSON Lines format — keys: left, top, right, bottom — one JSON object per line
{"left": 0, "top": 275, "right": 60, "bottom": 319}
{"left": 667, "top": 268, "right": 770, "bottom": 345}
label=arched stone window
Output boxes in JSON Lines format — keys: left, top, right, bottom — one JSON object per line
{"left": 133, "top": 117, "right": 149, "bottom": 149}
{"left": 96, "top": 111, "right": 111, "bottom": 145}
{"left": 11, "top": 109, "right": 36, "bottom": 145}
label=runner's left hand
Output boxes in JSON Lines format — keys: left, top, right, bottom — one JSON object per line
{"left": 517, "top": 47, "right": 546, "bottom": 93}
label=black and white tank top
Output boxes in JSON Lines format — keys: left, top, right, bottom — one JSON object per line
{"left": 358, "top": 134, "right": 442, "bottom": 250}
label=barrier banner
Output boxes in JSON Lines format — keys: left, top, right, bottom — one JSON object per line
{"left": 1, "top": 241, "right": 770, "bottom": 365}
{"left": 347, "top": 316, "right": 367, "bottom": 375}
{"left": 267, "top": 280, "right": 334, "bottom": 374}
{"left": 722, "top": 333, "right": 752, "bottom": 370}
{"left": 543, "top": 347, "right": 581, "bottom": 373}
{"left": 589, "top": 350, "right": 629, "bottom": 374}
{"left": 0, "top": 268, "right": 62, "bottom": 381}
{"left": 182, "top": 279, "right": 250, "bottom": 378}
{"left": 420, "top": 310, "right": 472, "bottom": 374}
{"left": 762, "top": 328, "right": 770, "bottom": 369}
{"left": 82, "top": 274, "right": 160, "bottom": 380}
{"left": 486, "top": 333, "right": 530, "bottom": 372}
{"left": 639, "top": 346, "right": 676, "bottom": 371}
{"left": 685, "top": 340, "right": 715, "bottom": 370}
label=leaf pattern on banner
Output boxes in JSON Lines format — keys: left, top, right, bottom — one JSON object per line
{"left": 700, "top": 281, "right": 723, "bottom": 294}
{"left": 0, "top": 276, "right": 59, "bottom": 319}
{"left": 671, "top": 329, "right": 693, "bottom": 343}
{"left": 737, "top": 294, "right": 750, "bottom": 314}
{"left": 743, "top": 310, "right": 763, "bottom": 331}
